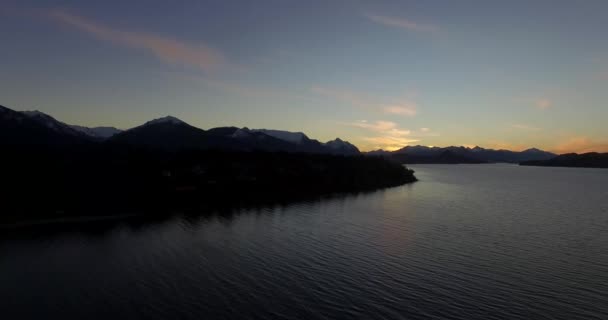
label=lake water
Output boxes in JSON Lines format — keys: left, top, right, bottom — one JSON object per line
{"left": 2, "top": 164, "right": 608, "bottom": 319}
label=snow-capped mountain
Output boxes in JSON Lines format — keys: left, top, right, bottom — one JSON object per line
{"left": 324, "top": 138, "right": 360, "bottom": 155}
{"left": 70, "top": 125, "right": 122, "bottom": 139}
{"left": 251, "top": 129, "right": 308, "bottom": 144}
{"left": 231, "top": 127, "right": 254, "bottom": 139}
{"left": 108, "top": 115, "right": 208, "bottom": 150}
{"left": 21, "top": 110, "right": 84, "bottom": 137}
{"left": 141, "top": 116, "right": 186, "bottom": 127}
{"left": 20, "top": 110, "right": 123, "bottom": 140}
{"left": 1, "top": 105, "right": 91, "bottom": 145}
{"left": 2, "top": 105, "right": 360, "bottom": 155}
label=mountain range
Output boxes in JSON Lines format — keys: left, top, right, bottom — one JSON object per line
{"left": 1, "top": 104, "right": 560, "bottom": 162}
{"left": 0, "top": 105, "right": 359, "bottom": 155}
{"left": 366, "top": 145, "right": 556, "bottom": 164}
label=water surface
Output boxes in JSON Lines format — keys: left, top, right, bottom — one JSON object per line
{"left": 2, "top": 164, "right": 608, "bottom": 319}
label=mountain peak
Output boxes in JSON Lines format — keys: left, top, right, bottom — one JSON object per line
{"left": 324, "top": 138, "right": 360, "bottom": 155}
{"left": 144, "top": 116, "right": 186, "bottom": 126}
{"left": 22, "top": 110, "right": 52, "bottom": 119}
{"left": 20, "top": 110, "right": 85, "bottom": 137}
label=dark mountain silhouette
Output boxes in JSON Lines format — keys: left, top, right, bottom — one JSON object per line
{"left": 391, "top": 150, "right": 487, "bottom": 164}
{"left": 1, "top": 105, "right": 360, "bottom": 155}
{"left": 107, "top": 115, "right": 357, "bottom": 155}
{"left": 521, "top": 153, "right": 608, "bottom": 168}
{"left": 367, "top": 145, "right": 556, "bottom": 164}
{"left": 0, "top": 105, "right": 90, "bottom": 146}
{"left": 108, "top": 116, "right": 212, "bottom": 150}
{"left": 324, "top": 138, "right": 360, "bottom": 156}
{"left": 21, "top": 110, "right": 86, "bottom": 137}
{"left": 205, "top": 126, "right": 309, "bottom": 152}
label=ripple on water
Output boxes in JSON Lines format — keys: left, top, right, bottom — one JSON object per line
{"left": 1, "top": 164, "right": 608, "bottom": 319}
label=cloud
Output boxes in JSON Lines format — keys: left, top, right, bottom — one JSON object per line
{"left": 552, "top": 137, "right": 608, "bottom": 154}
{"left": 383, "top": 104, "right": 417, "bottom": 116}
{"left": 48, "top": 10, "right": 228, "bottom": 73}
{"left": 535, "top": 99, "right": 552, "bottom": 110}
{"left": 348, "top": 120, "right": 411, "bottom": 136}
{"left": 365, "top": 13, "right": 438, "bottom": 33}
{"left": 362, "top": 136, "right": 420, "bottom": 151}
{"left": 312, "top": 86, "right": 417, "bottom": 117}
{"left": 344, "top": 120, "right": 424, "bottom": 151}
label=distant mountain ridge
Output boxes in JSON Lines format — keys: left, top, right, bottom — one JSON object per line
{"left": 521, "top": 152, "right": 608, "bottom": 168}
{"left": 366, "top": 145, "right": 556, "bottom": 164}
{"left": 0, "top": 105, "right": 360, "bottom": 156}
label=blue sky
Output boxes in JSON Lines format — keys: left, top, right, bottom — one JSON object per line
{"left": 1, "top": 0, "right": 607, "bottom": 152}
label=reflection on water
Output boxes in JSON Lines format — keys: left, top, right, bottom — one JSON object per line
{"left": 1, "top": 164, "right": 608, "bottom": 319}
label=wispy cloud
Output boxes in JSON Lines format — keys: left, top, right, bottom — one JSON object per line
{"left": 312, "top": 86, "right": 417, "bottom": 117}
{"left": 343, "top": 120, "right": 433, "bottom": 151}
{"left": 384, "top": 104, "right": 417, "bottom": 116}
{"left": 535, "top": 98, "right": 552, "bottom": 110}
{"left": 348, "top": 120, "right": 411, "bottom": 136}
{"left": 365, "top": 13, "right": 438, "bottom": 33}
{"left": 48, "top": 10, "right": 229, "bottom": 73}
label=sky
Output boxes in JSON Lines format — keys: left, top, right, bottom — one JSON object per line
{"left": 1, "top": 0, "right": 607, "bottom": 153}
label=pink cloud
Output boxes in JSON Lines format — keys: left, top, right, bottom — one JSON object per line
{"left": 48, "top": 10, "right": 228, "bottom": 73}
{"left": 365, "top": 13, "right": 438, "bottom": 33}
{"left": 344, "top": 120, "right": 419, "bottom": 151}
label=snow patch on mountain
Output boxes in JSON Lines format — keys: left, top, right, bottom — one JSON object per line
{"left": 231, "top": 127, "right": 252, "bottom": 139}
{"left": 144, "top": 116, "right": 186, "bottom": 126}
{"left": 21, "top": 110, "right": 82, "bottom": 136}
{"left": 251, "top": 129, "right": 308, "bottom": 144}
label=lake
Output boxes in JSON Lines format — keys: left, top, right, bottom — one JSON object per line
{"left": 2, "top": 164, "right": 608, "bottom": 319}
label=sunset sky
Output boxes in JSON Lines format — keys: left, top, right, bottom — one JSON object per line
{"left": 2, "top": 0, "right": 607, "bottom": 152}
